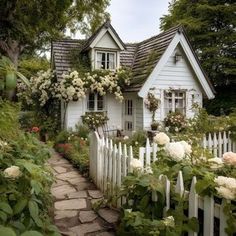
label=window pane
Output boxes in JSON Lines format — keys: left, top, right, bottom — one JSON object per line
{"left": 87, "top": 93, "right": 95, "bottom": 110}
{"left": 107, "top": 53, "right": 115, "bottom": 69}
{"left": 97, "top": 94, "right": 104, "bottom": 110}
{"left": 125, "top": 99, "right": 133, "bottom": 116}
{"left": 97, "top": 52, "right": 106, "bottom": 69}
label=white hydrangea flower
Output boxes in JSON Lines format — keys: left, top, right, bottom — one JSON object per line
{"left": 165, "top": 142, "right": 185, "bottom": 161}
{"left": 215, "top": 186, "right": 235, "bottom": 200}
{"left": 153, "top": 132, "right": 170, "bottom": 146}
{"left": 130, "top": 158, "right": 143, "bottom": 170}
{"left": 179, "top": 141, "right": 192, "bottom": 155}
{"left": 215, "top": 176, "right": 236, "bottom": 190}
{"left": 4, "top": 166, "right": 22, "bottom": 179}
{"left": 123, "top": 136, "right": 129, "bottom": 140}
{"left": 208, "top": 158, "right": 224, "bottom": 169}
{"left": 163, "top": 216, "right": 175, "bottom": 227}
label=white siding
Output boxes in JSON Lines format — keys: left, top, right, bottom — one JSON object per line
{"left": 143, "top": 45, "right": 203, "bottom": 128}
{"left": 65, "top": 94, "right": 122, "bottom": 131}
{"left": 95, "top": 32, "right": 119, "bottom": 49}
{"left": 66, "top": 99, "right": 85, "bottom": 130}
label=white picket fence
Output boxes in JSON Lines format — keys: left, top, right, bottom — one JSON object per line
{"left": 203, "top": 131, "right": 235, "bottom": 158}
{"left": 89, "top": 131, "right": 234, "bottom": 236}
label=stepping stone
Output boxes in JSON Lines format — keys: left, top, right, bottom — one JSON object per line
{"left": 55, "top": 210, "right": 78, "bottom": 220}
{"left": 67, "top": 191, "right": 87, "bottom": 199}
{"left": 69, "top": 222, "right": 103, "bottom": 236}
{"left": 67, "top": 177, "right": 87, "bottom": 185}
{"left": 76, "top": 182, "right": 96, "bottom": 191}
{"left": 53, "top": 166, "right": 67, "bottom": 174}
{"left": 79, "top": 210, "right": 97, "bottom": 223}
{"left": 51, "top": 185, "right": 76, "bottom": 199}
{"left": 57, "top": 172, "right": 81, "bottom": 181}
{"left": 88, "top": 190, "right": 103, "bottom": 199}
{"left": 55, "top": 199, "right": 87, "bottom": 210}
{"left": 52, "top": 179, "right": 68, "bottom": 188}
{"left": 98, "top": 209, "right": 119, "bottom": 224}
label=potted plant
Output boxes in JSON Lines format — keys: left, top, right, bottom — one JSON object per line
{"left": 144, "top": 91, "right": 160, "bottom": 131}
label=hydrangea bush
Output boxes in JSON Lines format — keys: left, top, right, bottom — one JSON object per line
{"left": 118, "top": 132, "right": 236, "bottom": 235}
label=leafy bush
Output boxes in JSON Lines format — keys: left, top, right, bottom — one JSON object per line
{"left": 0, "top": 101, "right": 59, "bottom": 236}
{"left": 75, "top": 124, "right": 90, "bottom": 139}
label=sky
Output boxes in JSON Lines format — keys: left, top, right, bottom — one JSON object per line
{"left": 107, "top": 0, "right": 170, "bottom": 43}
{"left": 68, "top": 0, "right": 170, "bottom": 43}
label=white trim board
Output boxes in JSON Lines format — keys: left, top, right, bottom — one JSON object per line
{"left": 138, "top": 32, "right": 215, "bottom": 99}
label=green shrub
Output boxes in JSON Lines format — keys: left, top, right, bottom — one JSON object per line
{"left": 0, "top": 101, "right": 59, "bottom": 235}
{"left": 75, "top": 124, "right": 90, "bottom": 139}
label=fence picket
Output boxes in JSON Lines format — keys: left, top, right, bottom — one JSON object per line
{"left": 213, "top": 132, "right": 218, "bottom": 157}
{"left": 188, "top": 176, "right": 198, "bottom": 236}
{"left": 153, "top": 142, "right": 157, "bottom": 162}
{"left": 218, "top": 132, "right": 222, "bottom": 158}
{"left": 145, "top": 138, "right": 151, "bottom": 167}
{"left": 112, "top": 144, "right": 117, "bottom": 196}
{"left": 175, "top": 171, "right": 184, "bottom": 197}
{"left": 117, "top": 142, "right": 122, "bottom": 207}
{"left": 223, "top": 131, "right": 227, "bottom": 153}
{"left": 203, "top": 196, "right": 214, "bottom": 236}
{"left": 108, "top": 139, "right": 113, "bottom": 197}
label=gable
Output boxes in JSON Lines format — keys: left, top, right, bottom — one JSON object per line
{"left": 95, "top": 31, "right": 119, "bottom": 49}
{"left": 138, "top": 32, "right": 215, "bottom": 99}
{"left": 152, "top": 45, "right": 202, "bottom": 92}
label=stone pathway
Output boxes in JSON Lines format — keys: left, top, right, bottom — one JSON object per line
{"left": 48, "top": 153, "right": 119, "bottom": 236}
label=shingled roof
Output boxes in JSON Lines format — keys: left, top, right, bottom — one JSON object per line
{"left": 120, "top": 25, "right": 181, "bottom": 91}
{"left": 52, "top": 39, "right": 85, "bottom": 80}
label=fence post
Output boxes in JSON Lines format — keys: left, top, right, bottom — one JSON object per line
{"left": 203, "top": 196, "right": 214, "bottom": 236}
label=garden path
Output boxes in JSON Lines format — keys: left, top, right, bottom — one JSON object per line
{"left": 48, "top": 152, "right": 119, "bottom": 236}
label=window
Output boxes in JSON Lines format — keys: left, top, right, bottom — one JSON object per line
{"left": 125, "top": 99, "right": 133, "bottom": 116}
{"left": 125, "top": 121, "right": 133, "bottom": 131}
{"left": 96, "top": 51, "right": 115, "bottom": 70}
{"left": 164, "top": 90, "right": 186, "bottom": 115}
{"left": 87, "top": 93, "right": 104, "bottom": 111}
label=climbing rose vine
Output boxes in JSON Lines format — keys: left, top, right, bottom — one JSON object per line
{"left": 17, "top": 68, "right": 131, "bottom": 106}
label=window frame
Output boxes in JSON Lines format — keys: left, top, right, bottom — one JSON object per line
{"left": 87, "top": 92, "right": 105, "bottom": 112}
{"left": 95, "top": 50, "right": 116, "bottom": 70}
{"left": 164, "top": 90, "right": 186, "bottom": 115}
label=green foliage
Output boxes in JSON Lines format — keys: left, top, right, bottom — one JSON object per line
{"left": 0, "top": 100, "right": 20, "bottom": 139}
{"left": 160, "top": 0, "right": 236, "bottom": 86}
{"left": 0, "top": 0, "right": 110, "bottom": 64}
{"left": 0, "top": 101, "right": 59, "bottom": 235}
{"left": 18, "top": 57, "right": 50, "bottom": 79}
{"left": 75, "top": 124, "right": 90, "bottom": 139}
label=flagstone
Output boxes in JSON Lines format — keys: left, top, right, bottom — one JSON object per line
{"left": 98, "top": 209, "right": 119, "bottom": 224}
{"left": 55, "top": 199, "right": 87, "bottom": 210}
{"left": 53, "top": 166, "right": 67, "bottom": 173}
{"left": 67, "top": 191, "right": 87, "bottom": 199}
{"left": 51, "top": 184, "right": 76, "bottom": 199}
{"left": 69, "top": 222, "right": 103, "bottom": 236}
{"left": 79, "top": 210, "right": 97, "bottom": 223}
{"left": 88, "top": 190, "right": 103, "bottom": 199}
{"left": 55, "top": 210, "right": 78, "bottom": 220}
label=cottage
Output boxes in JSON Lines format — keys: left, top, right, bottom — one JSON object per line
{"left": 51, "top": 21, "right": 215, "bottom": 134}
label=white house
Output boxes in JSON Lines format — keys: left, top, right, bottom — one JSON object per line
{"left": 51, "top": 21, "right": 215, "bottom": 134}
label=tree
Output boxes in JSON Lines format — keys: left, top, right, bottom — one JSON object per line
{"left": 0, "top": 0, "right": 110, "bottom": 66}
{"left": 160, "top": 0, "right": 236, "bottom": 87}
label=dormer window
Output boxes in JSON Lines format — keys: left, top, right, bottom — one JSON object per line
{"left": 96, "top": 51, "right": 116, "bottom": 70}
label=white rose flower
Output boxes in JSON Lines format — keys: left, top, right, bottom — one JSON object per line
{"left": 153, "top": 132, "right": 170, "bottom": 146}
{"left": 4, "top": 166, "right": 22, "bottom": 179}
{"left": 130, "top": 158, "right": 143, "bottom": 170}
{"left": 165, "top": 142, "right": 185, "bottom": 161}
{"left": 179, "top": 141, "right": 192, "bottom": 155}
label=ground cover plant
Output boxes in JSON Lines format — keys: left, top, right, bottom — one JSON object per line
{"left": 0, "top": 100, "right": 60, "bottom": 236}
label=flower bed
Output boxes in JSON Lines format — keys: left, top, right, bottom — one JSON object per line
{"left": 54, "top": 126, "right": 90, "bottom": 176}
{"left": 0, "top": 101, "right": 59, "bottom": 236}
